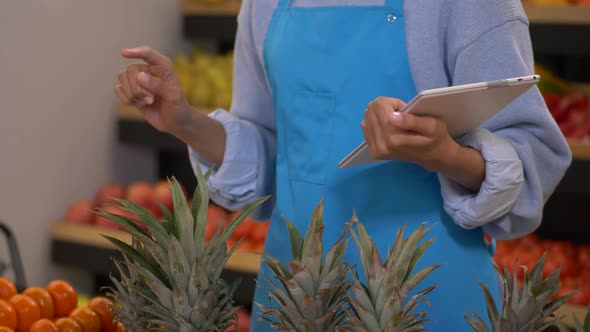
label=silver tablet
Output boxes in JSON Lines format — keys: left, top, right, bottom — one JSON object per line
{"left": 338, "top": 75, "right": 540, "bottom": 168}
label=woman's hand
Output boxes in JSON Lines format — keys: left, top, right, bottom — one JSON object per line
{"left": 115, "top": 45, "right": 226, "bottom": 165}
{"left": 362, "top": 97, "right": 458, "bottom": 172}
{"left": 362, "top": 97, "right": 486, "bottom": 191}
{"left": 115, "top": 45, "right": 192, "bottom": 136}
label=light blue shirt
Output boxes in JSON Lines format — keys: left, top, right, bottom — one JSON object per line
{"left": 189, "top": 0, "right": 572, "bottom": 240}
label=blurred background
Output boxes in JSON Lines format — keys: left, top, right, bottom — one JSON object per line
{"left": 0, "top": 0, "right": 589, "bottom": 329}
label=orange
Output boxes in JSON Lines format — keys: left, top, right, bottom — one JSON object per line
{"left": 46, "top": 281, "right": 77, "bottom": 317}
{"left": 53, "top": 317, "right": 82, "bottom": 332}
{"left": 69, "top": 307, "right": 100, "bottom": 332}
{"left": 88, "top": 297, "right": 114, "bottom": 331}
{"left": 0, "top": 327, "right": 15, "bottom": 332}
{"left": 9, "top": 294, "right": 41, "bottom": 332}
{"left": 29, "top": 319, "right": 58, "bottom": 332}
{"left": 24, "top": 287, "right": 55, "bottom": 319}
{"left": 0, "top": 278, "right": 17, "bottom": 301}
{"left": 0, "top": 299, "right": 17, "bottom": 329}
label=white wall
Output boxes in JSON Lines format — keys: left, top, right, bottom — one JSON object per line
{"left": 0, "top": 0, "right": 183, "bottom": 292}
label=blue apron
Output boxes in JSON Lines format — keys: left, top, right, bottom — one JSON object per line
{"left": 251, "top": 0, "right": 500, "bottom": 330}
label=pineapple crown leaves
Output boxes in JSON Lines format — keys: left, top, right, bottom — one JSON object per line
{"left": 257, "top": 199, "right": 352, "bottom": 331}
{"left": 465, "top": 254, "right": 576, "bottom": 332}
{"left": 98, "top": 161, "right": 269, "bottom": 331}
{"left": 346, "top": 217, "right": 439, "bottom": 332}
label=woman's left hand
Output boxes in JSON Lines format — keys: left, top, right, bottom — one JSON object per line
{"left": 361, "top": 97, "right": 459, "bottom": 172}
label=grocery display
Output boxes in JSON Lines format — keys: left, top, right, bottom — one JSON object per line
{"left": 524, "top": 0, "right": 590, "bottom": 5}
{"left": 173, "top": 49, "right": 233, "bottom": 110}
{"left": 98, "top": 168, "right": 268, "bottom": 331}
{"left": 494, "top": 234, "right": 590, "bottom": 306}
{"left": 0, "top": 278, "right": 120, "bottom": 332}
{"left": 38, "top": 1, "right": 588, "bottom": 331}
{"left": 63, "top": 180, "right": 269, "bottom": 253}
{"left": 536, "top": 65, "right": 590, "bottom": 140}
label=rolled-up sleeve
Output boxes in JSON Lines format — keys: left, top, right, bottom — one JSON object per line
{"left": 189, "top": 0, "right": 277, "bottom": 220}
{"left": 439, "top": 19, "right": 572, "bottom": 239}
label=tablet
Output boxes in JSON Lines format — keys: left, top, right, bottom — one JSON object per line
{"left": 338, "top": 75, "right": 540, "bottom": 168}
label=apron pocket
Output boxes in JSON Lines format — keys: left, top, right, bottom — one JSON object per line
{"left": 282, "top": 90, "right": 335, "bottom": 185}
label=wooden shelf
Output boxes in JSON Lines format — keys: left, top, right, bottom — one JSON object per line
{"left": 51, "top": 223, "right": 261, "bottom": 274}
{"left": 182, "top": 0, "right": 241, "bottom": 16}
{"left": 556, "top": 304, "right": 588, "bottom": 327}
{"left": 525, "top": 5, "right": 590, "bottom": 25}
{"left": 568, "top": 139, "right": 590, "bottom": 161}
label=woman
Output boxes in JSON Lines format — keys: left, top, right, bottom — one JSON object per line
{"left": 115, "top": 0, "right": 572, "bottom": 329}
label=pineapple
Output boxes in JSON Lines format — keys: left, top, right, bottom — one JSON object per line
{"left": 346, "top": 219, "right": 439, "bottom": 332}
{"left": 105, "top": 252, "right": 150, "bottom": 331}
{"left": 94, "top": 165, "right": 268, "bottom": 331}
{"left": 256, "top": 200, "right": 352, "bottom": 331}
{"left": 465, "top": 255, "right": 574, "bottom": 332}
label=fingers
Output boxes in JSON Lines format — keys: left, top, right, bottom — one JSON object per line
{"left": 114, "top": 85, "right": 129, "bottom": 104}
{"left": 363, "top": 97, "right": 407, "bottom": 159}
{"left": 136, "top": 72, "right": 165, "bottom": 99}
{"left": 393, "top": 112, "right": 446, "bottom": 138}
{"left": 122, "top": 45, "right": 170, "bottom": 67}
{"left": 115, "top": 63, "right": 154, "bottom": 107}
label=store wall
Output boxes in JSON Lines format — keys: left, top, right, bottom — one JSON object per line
{"left": 0, "top": 1, "right": 183, "bottom": 291}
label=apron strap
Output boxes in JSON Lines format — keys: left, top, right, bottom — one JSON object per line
{"left": 384, "top": 0, "right": 402, "bottom": 10}
{"left": 278, "top": 0, "right": 293, "bottom": 8}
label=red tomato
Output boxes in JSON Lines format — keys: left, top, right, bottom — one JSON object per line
{"left": 569, "top": 290, "right": 590, "bottom": 306}
{"left": 578, "top": 245, "right": 590, "bottom": 268}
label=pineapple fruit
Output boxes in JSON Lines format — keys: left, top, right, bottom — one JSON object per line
{"left": 94, "top": 165, "right": 268, "bottom": 331}
{"left": 257, "top": 201, "right": 439, "bottom": 332}
{"left": 346, "top": 219, "right": 439, "bottom": 332}
{"left": 465, "top": 255, "right": 574, "bottom": 332}
{"left": 257, "top": 200, "right": 352, "bottom": 331}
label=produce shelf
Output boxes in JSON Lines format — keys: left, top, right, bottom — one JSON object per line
{"left": 51, "top": 222, "right": 261, "bottom": 274}
{"left": 567, "top": 139, "right": 590, "bottom": 161}
{"left": 524, "top": 5, "right": 590, "bottom": 25}
{"left": 556, "top": 304, "right": 588, "bottom": 327}
{"left": 182, "top": 0, "right": 241, "bottom": 16}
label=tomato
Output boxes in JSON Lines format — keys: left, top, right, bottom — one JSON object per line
{"left": 232, "top": 218, "right": 256, "bottom": 242}
{"left": 88, "top": 297, "right": 114, "bottom": 331}
{"left": 208, "top": 204, "right": 228, "bottom": 229}
{"left": 0, "top": 299, "right": 17, "bottom": 330}
{"left": 250, "top": 221, "right": 269, "bottom": 242}
{"left": 578, "top": 245, "right": 590, "bottom": 268}
{"left": 569, "top": 290, "right": 590, "bottom": 306}
{"left": 9, "top": 294, "right": 41, "bottom": 332}
{"left": 29, "top": 319, "right": 59, "bottom": 332}
{"left": 46, "top": 281, "right": 77, "bottom": 317}
{"left": 54, "top": 317, "right": 82, "bottom": 332}
{"left": 24, "top": 287, "right": 55, "bottom": 319}
{"left": 0, "top": 278, "right": 17, "bottom": 301}
{"left": 69, "top": 307, "right": 100, "bottom": 332}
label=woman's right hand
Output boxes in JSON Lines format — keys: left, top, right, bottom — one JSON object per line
{"left": 115, "top": 45, "right": 192, "bottom": 136}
